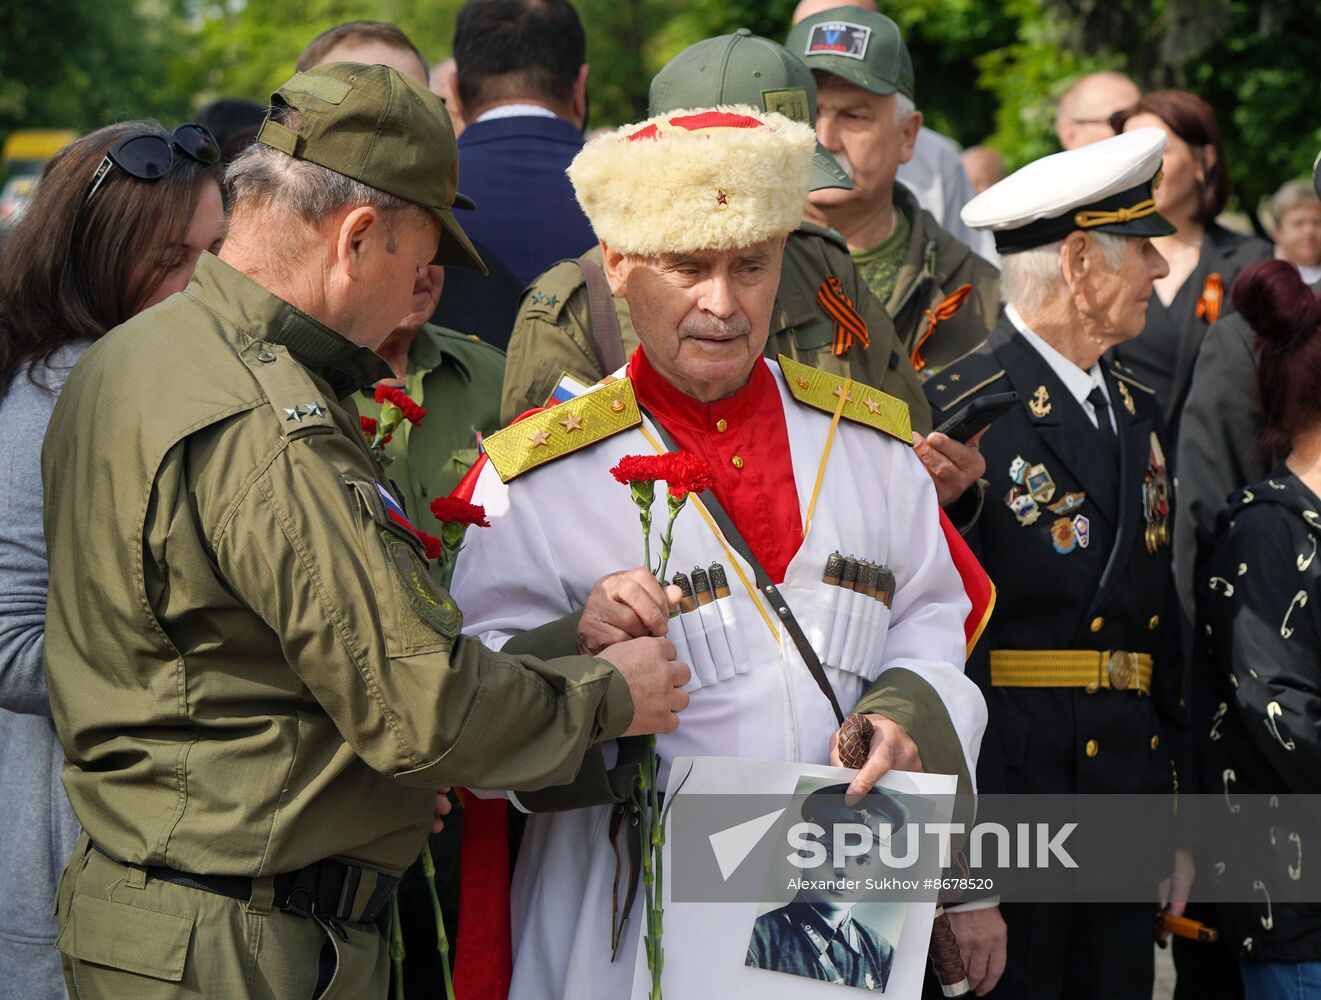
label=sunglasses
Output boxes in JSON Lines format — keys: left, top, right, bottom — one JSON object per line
{"left": 84, "top": 123, "right": 221, "bottom": 204}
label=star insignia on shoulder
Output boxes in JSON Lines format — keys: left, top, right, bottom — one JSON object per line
{"left": 529, "top": 429, "right": 551, "bottom": 448}
{"left": 543, "top": 294, "right": 558, "bottom": 307}
{"left": 305, "top": 402, "right": 327, "bottom": 417}
{"left": 284, "top": 405, "right": 306, "bottom": 423}
{"left": 530, "top": 291, "right": 545, "bottom": 305}
{"left": 863, "top": 397, "right": 880, "bottom": 414}
{"left": 559, "top": 413, "right": 584, "bottom": 433}
{"left": 832, "top": 384, "right": 853, "bottom": 403}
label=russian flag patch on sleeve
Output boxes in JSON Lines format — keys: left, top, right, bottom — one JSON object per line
{"left": 375, "top": 483, "right": 419, "bottom": 539}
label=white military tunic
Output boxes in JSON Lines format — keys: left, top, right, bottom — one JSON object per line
{"left": 451, "top": 359, "right": 986, "bottom": 1000}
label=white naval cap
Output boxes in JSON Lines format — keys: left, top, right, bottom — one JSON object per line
{"left": 961, "top": 127, "right": 1176, "bottom": 254}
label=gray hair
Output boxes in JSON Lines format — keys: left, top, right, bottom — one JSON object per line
{"left": 894, "top": 93, "right": 916, "bottom": 126}
{"left": 1000, "top": 231, "right": 1129, "bottom": 315}
{"left": 1270, "top": 179, "right": 1320, "bottom": 229}
{"left": 224, "top": 106, "right": 413, "bottom": 234}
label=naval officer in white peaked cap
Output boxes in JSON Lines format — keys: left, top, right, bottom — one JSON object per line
{"left": 919, "top": 127, "right": 1196, "bottom": 1000}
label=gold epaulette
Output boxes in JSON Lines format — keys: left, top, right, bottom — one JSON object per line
{"left": 483, "top": 378, "right": 640, "bottom": 482}
{"left": 778, "top": 355, "right": 912, "bottom": 445}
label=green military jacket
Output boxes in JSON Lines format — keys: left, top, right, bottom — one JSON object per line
{"left": 500, "top": 223, "right": 933, "bottom": 433}
{"left": 885, "top": 183, "right": 1001, "bottom": 376}
{"left": 359, "top": 323, "right": 505, "bottom": 535}
{"left": 41, "top": 254, "right": 631, "bottom": 876}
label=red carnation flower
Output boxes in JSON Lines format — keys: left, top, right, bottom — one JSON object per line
{"left": 360, "top": 416, "right": 378, "bottom": 436}
{"left": 375, "top": 384, "right": 426, "bottom": 425}
{"left": 610, "top": 455, "right": 665, "bottom": 485}
{"left": 417, "top": 530, "right": 443, "bottom": 561}
{"left": 658, "top": 452, "right": 714, "bottom": 499}
{"left": 430, "top": 497, "right": 490, "bottom": 528}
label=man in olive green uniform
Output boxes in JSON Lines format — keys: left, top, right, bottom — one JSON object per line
{"left": 788, "top": 8, "right": 1000, "bottom": 374}
{"left": 501, "top": 31, "right": 931, "bottom": 432}
{"left": 42, "top": 64, "right": 689, "bottom": 999}
{"left": 366, "top": 309, "right": 506, "bottom": 525}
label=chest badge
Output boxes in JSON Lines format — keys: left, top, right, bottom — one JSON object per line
{"left": 1117, "top": 381, "right": 1136, "bottom": 415}
{"left": 1008, "top": 455, "right": 1028, "bottom": 485}
{"left": 1006, "top": 489, "right": 1041, "bottom": 526}
{"left": 1142, "top": 431, "right": 1172, "bottom": 554}
{"left": 1051, "top": 516, "right": 1078, "bottom": 554}
{"left": 1072, "top": 514, "right": 1090, "bottom": 548}
{"left": 1028, "top": 385, "right": 1052, "bottom": 418}
{"left": 1025, "top": 463, "right": 1057, "bottom": 503}
{"left": 1048, "top": 491, "right": 1086, "bottom": 515}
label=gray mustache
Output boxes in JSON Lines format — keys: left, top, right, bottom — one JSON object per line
{"left": 680, "top": 316, "right": 751, "bottom": 339}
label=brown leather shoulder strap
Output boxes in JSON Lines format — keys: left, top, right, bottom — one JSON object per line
{"left": 577, "top": 255, "right": 627, "bottom": 376}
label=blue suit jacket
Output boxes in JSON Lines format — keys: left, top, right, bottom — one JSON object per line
{"left": 456, "top": 115, "right": 597, "bottom": 285}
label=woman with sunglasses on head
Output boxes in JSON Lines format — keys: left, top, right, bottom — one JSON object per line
{"left": 1109, "top": 90, "right": 1271, "bottom": 446}
{"left": 0, "top": 119, "right": 222, "bottom": 998}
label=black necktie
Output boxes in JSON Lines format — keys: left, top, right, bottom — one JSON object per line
{"left": 1088, "top": 386, "right": 1117, "bottom": 451}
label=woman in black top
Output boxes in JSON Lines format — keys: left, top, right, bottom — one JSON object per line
{"left": 1197, "top": 259, "right": 1321, "bottom": 997}
{"left": 1111, "top": 90, "right": 1270, "bottom": 445}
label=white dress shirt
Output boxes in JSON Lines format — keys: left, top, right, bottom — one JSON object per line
{"left": 1005, "top": 304, "right": 1115, "bottom": 432}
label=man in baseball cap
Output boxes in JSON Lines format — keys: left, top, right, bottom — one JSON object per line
{"left": 257, "top": 61, "right": 485, "bottom": 272}
{"left": 788, "top": 7, "right": 1000, "bottom": 376}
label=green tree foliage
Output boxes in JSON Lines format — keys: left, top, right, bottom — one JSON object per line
{"left": 1, "top": 0, "right": 1315, "bottom": 214}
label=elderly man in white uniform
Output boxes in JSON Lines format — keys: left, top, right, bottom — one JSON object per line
{"left": 451, "top": 105, "right": 987, "bottom": 1000}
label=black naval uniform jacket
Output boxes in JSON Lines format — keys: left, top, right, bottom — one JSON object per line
{"left": 926, "top": 318, "right": 1194, "bottom": 798}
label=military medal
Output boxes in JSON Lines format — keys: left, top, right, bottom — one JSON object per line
{"left": 1048, "top": 491, "right": 1086, "bottom": 515}
{"left": 1072, "top": 514, "right": 1090, "bottom": 548}
{"left": 1009, "top": 456, "right": 1028, "bottom": 485}
{"left": 1142, "top": 432, "right": 1171, "bottom": 554}
{"left": 1006, "top": 490, "right": 1041, "bottom": 526}
{"left": 1050, "top": 516, "right": 1077, "bottom": 554}
{"left": 1025, "top": 463, "right": 1057, "bottom": 503}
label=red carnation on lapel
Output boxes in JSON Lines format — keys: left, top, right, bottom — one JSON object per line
{"left": 430, "top": 497, "right": 490, "bottom": 528}
{"left": 375, "top": 384, "right": 426, "bottom": 425}
{"left": 360, "top": 416, "right": 378, "bottom": 435}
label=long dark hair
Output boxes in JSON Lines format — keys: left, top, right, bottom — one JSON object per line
{"left": 1233, "top": 259, "right": 1321, "bottom": 451}
{"left": 1112, "top": 89, "right": 1228, "bottom": 224}
{"left": 0, "top": 121, "right": 221, "bottom": 391}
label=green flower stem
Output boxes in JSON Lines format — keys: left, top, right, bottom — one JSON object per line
{"left": 648, "top": 742, "right": 664, "bottom": 1000}
{"left": 420, "top": 843, "right": 456, "bottom": 1000}
{"left": 655, "top": 494, "right": 687, "bottom": 585}
{"left": 630, "top": 480, "right": 657, "bottom": 574}
{"left": 389, "top": 894, "right": 406, "bottom": 1000}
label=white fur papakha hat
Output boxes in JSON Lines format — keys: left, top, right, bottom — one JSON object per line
{"left": 567, "top": 106, "right": 815, "bottom": 257}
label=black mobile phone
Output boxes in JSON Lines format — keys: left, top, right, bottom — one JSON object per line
{"left": 934, "top": 391, "right": 1019, "bottom": 443}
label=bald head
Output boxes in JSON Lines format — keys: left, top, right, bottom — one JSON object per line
{"left": 791, "top": 0, "right": 877, "bottom": 25}
{"left": 1056, "top": 72, "right": 1140, "bottom": 150}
